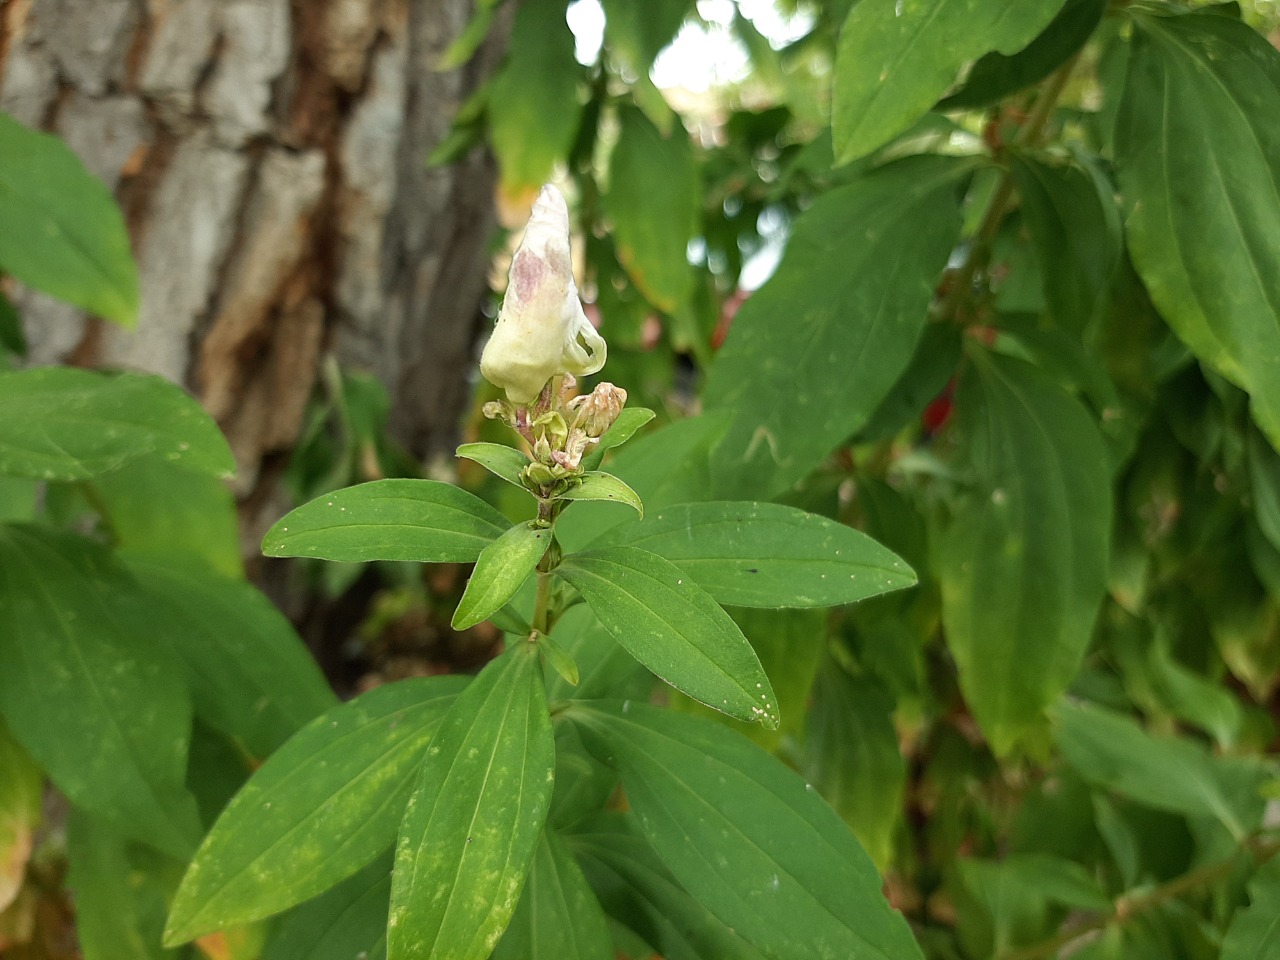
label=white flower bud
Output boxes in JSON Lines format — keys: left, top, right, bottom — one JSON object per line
{"left": 479, "top": 185, "right": 606, "bottom": 404}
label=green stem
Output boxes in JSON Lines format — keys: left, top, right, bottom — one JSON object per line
{"left": 996, "top": 835, "right": 1280, "bottom": 960}
{"left": 934, "top": 54, "right": 1080, "bottom": 327}
{"left": 532, "top": 566, "right": 554, "bottom": 635}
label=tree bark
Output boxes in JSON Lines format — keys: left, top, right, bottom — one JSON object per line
{"left": 0, "top": 0, "right": 508, "bottom": 541}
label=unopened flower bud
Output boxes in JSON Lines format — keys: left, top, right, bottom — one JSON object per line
{"left": 479, "top": 185, "right": 606, "bottom": 404}
{"left": 569, "top": 382, "right": 628, "bottom": 438}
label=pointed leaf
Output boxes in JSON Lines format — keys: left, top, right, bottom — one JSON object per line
{"left": 492, "top": 829, "right": 613, "bottom": 960}
{"left": 165, "top": 677, "right": 466, "bottom": 944}
{"left": 389, "top": 644, "right": 555, "bottom": 960}
{"left": 453, "top": 522, "right": 552, "bottom": 629}
{"left": 1053, "top": 700, "right": 1258, "bottom": 839}
{"left": 262, "top": 479, "right": 509, "bottom": 564}
{"left": 456, "top": 442, "right": 530, "bottom": 490}
{"left": 558, "top": 545, "right": 779, "bottom": 727}
{"left": 704, "top": 156, "right": 968, "bottom": 498}
{"left": 0, "top": 367, "right": 234, "bottom": 482}
{"left": 580, "top": 407, "right": 656, "bottom": 471}
{"left": 603, "top": 106, "right": 698, "bottom": 312}
{"left": 0, "top": 114, "right": 138, "bottom": 325}
{"left": 574, "top": 703, "right": 923, "bottom": 960}
{"left": 0, "top": 525, "right": 200, "bottom": 858}
{"left": 557, "top": 472, "right": 643, "bottom": 516}
{"left": 120, "top": 553, "right": 336, "bottom": 759}
{"left": 833, "top": 0, "right": 1068, "bottom": 163}
{"left": 610, "top": 501, "right": 915, "bottom": 608}
{"left": 1116, "top": 11, "right": 1280, "bottom": 448}
{"left": 938, "top": 348, "right": 1111, "bottom": 754}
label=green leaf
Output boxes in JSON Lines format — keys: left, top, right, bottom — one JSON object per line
{"left": 573, "top": 703, "right": 924, "bottom": 960}
{"left": 262, "top": 858, "right": 390, "bottom": 960}
{"left": 1115, "top": 11, "right": 1280, "bottom": 448}
{"left": 453, "top": 522, "right": 552, "bottom": 629}
{"left": 488, "top": 0, "right": 582, "bottom": 199}
{"left": 0, "top": 717, "right": 41, "bottom": 912}
{"left": 456, "top": 442, "right": 530, "bottom": 491}
{"left": 557, "top": 545, "right": 779, "bottom": 727}
{"left": 164, "top": 677, "right": 466, "bottom": 944}
{"left": 492, "top": 828, "right": 613, "bottom": 960}
{"left": 571, "top": 812, "right": 769, "bottom": 960}
{"left": 803, "top": 669, "right": 904, "bottom": 871}
{"left": 940, "top": 0, "right": 1107, "bottom": 110}
{"left": 937, "top": 348, "right": 1111, "bottom": 754}
{"left": 0, "top": 114, "right": 138, "bottom": 325}
{"left": 1010, "top": 153, "right": 1121, "bottom": 335}
{"left": 557, "top": 471, "right": 643, "bottom": 516}
{"left": 1221, "top": 855, "right": 1280, "bottom": 960}
{"left": 599, "top": 0, "right": 688, "bottom": 72}
{"left": 580, "top": 407, "right": 656, "bottom": 471}
{"left": 0, "top": 367, "right": 234, "bottom": 482}
{"left": 262, "top": 478, "right": 509, "bottom": 563}
{"left": 603, "top": 106, "right": 698, "bottom": 312}
{"left": 1053, "top": 700, "right": 1254, "bottom": 838}
{"left": 609, "top": 501, "right": 915, "bottom": 608}
{"left": 119, "top": 553, "right": 336, "bottom": 759}
{"left": 66, "top": 812, "right": 183, "bottom": 960}
{"left": 0, "top": 525, "right": 200, "bottom": 858}
{"left": 92, "top": 457, "right": 243, "bottom": 577}
{"left": 388, "top": 644, "right": 555, "bottom": 960}
{"left": 537, "top": 631, "right": 580, "bottom": 688}
{"left": 543, "top": 604, "right": 652, "bottom": 703}
{"left": 704, "top": 156, "right": 968, "bottom": 499}
{"left": 833, "top": 0, "right": 1068, "bottom": 163}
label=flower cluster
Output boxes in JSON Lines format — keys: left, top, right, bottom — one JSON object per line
{"left": 479, "top": 185, "right": 627, "bottom": 494}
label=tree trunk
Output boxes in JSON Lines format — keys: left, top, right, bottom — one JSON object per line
{"left": 0, "top": 0, "right": 508, "bottom": 543}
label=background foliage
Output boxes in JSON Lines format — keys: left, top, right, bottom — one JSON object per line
{"left": 2, "top": 0, "right": 1280, "bottom": 959}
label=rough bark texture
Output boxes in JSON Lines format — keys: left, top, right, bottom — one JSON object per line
{"left": 0, "top": 0, "right": 509, "bottom": 537}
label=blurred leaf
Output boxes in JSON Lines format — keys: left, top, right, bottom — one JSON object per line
{"left": 492, "top": 829, "right": 612, "bottom": 960}
{"left": 604, "top": 106, "right": 698, "bottom": 312}
{"left": 92, "top": 457, "right": 242, "bottom": 577}
{"left": 1054, "top": 700, "right": 1259, "bottom": 838}
{"left": 261, "top": 858, "right": 390, "bottom": 960}
{"left": 0, "top": 114, "right": 138, "bottom": 326}
{"left": 488, "top": 0, "right": 582, "bottom": 199}
{"left": 0, "top": 525, "right": 200, "bottom": 858}
{"left": 938, "top": 348, "right": 1111, "bottom": 754}
{"left": 803, "top": 668, "right": 904, "bottom": 871}
{"left": 1115, "top": 11, "right": 1280, "bottom": 449}
{"left": 600, "top": 0, "right": 687, "bottom": 71}
{"left": 557, "top": 471, "right": 644, "bottom": 516}
{"left": 66, "top": 812, "right": 184, "bottom": 960}
{"left": 1010, "top": 153, "right": 1121, "bottom": 336}
{"left": 704, "top": 156, "right": 968, "bottom": 499}
{"left": 119, "top": 553, "right": 336, "bottom": 759}
{"left": 571, "top": 812, "right": 769, "bottom": 960}
{"left": 941, "top": 0, "right": 1107, "bottom": 110}
{"left": 833, "top": 0, "right": 1067, "bottom": 163}
{"left": 165, "top": 677, "right": 466, "bottom": 943}
{"left": 0, "top": 367, "right": 234, "bottom": 482}
{"left": 1221, "top": 854, "right": 1280, "bottom": 960}
{"left": 573, "top": 703, "right": 924, "bottom": 960}
{"left": 388, "top": 645, "right": 554, "bottom": 960}
{"left": 262, "top": 478, "right": 508, "bottom": 563}
{"left": 454, "top": 521, "right": 551, "bottom": 629}
{"left": 558, "top": 545, "right": 779, "bottom": 728}
{"left": 0, "top": 718, "right": 40, "bottom": 913}
{"left": 608, "top": 500, "right": 915, "bottom": 608}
